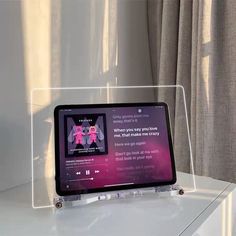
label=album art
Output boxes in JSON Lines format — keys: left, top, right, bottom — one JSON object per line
{"left": 64, "top": 113, "right": 108, "bottom": 157}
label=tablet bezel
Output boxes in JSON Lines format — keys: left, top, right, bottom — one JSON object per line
{"left": 54, "top": 102, "right": 176, "bottom": 196}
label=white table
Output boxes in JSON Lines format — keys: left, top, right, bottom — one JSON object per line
{"left": 0, "top": 173, "right": 235, "bottom": 236}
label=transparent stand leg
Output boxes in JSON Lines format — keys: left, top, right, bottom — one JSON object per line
{"left": 53, "top": 184, "right": 184, "bottom": 209}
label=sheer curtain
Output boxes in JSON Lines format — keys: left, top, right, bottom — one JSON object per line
{"left": 147, "top": 0, "right": 236, "bottom": 183}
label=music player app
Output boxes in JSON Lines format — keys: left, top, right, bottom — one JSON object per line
{"left": 57, "top": 104, "right": 174, "bottom": 193}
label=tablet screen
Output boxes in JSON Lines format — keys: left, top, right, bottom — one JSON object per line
{"left": 54, "top": 103, "right": 176, "bottom": 196}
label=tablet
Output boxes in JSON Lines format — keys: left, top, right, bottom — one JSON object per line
{"left": 54, "top": 102, "right": 176, "bottom": 196}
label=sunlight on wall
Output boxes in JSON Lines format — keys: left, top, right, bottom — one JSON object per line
{"left": 89, "top": 0, "right": 118, "bottom": 105}
{"left": 109, "top": 0, "right": 118, "bottom": 70}
{"left": 202, "top": 0, "right": 212, "bottom": 45}
{"left": 102, "top": 0, "right": 110, "bottom": 73}
{"left": 102, "top": 0, "right": 118, "bottom": 77}
{"left": 22, "top": 0, "right": 61, "bottom": 205}
{"left": 222, "top": 199, "right": 226, "bottom": 235}
{"left": 21, "top": 0, "right": 51, "bottom": 112}
{"left": 221, "top": 193, "right": 233, "bottom": 236}
{"left": 201, "top": 0, "right": 212, "bottom": 107}
{"left": 227, "top": 194, "right": 232, "bottom": 236}
{"left": 202, "top": 56, "right": 210, "bottom": 106}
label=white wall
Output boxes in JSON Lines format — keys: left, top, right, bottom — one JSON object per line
{"left": 0, "top": 0, "right": 153, "bottom": 191}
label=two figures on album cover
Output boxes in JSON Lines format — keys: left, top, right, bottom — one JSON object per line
{"left": 68, "top": 125, "right": 105, "bottom": 145}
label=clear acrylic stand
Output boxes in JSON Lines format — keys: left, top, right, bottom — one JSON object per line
{"left": 31, "top": 85, "right": 195, "bottom": 209}
{"left": 53, "top": 184, "right": 184, "bottom": 209}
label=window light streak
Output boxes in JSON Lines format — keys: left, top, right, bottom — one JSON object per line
{"left": 109, "top": 0, "right": 118, "bottom": 68}
{"left": 23, "top": 0, "right": 59, "bottom": 208}
{"left": 202, "top": 0, "right": 212, "bottom": 44}
{"left": 102, "top": 0, "right": 118, "bottom": 75}
{"left": 202, "top": 56, "right": 210, "bottom": 106}
{"left": 222, "top": 200, "right": 226, "bottom": 235}
{"left": 102, "top": 0, "right": 109, "bottom": 73}
{"left": 227, "top": 193, "right": 232, "bottom": 236}
{"left": 202, "top": 0, "right": 212, "bottom": 108}
{"left": 21, "top": 0, "right": 51, "bottom": 112}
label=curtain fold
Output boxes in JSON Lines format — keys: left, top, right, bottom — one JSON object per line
{"left": 147, "top": 0, "right": 236, "bottom": 183}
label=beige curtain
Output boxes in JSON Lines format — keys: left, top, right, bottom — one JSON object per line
{"left": 147, "top": 0, "right": 236, "bottom": 183}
